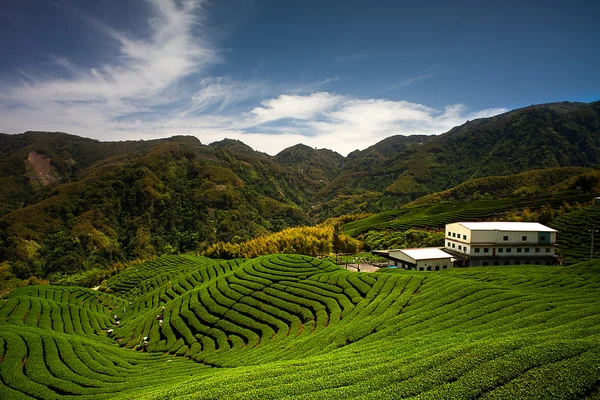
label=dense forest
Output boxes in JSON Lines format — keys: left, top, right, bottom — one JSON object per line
{"left": 0, "top": 100, "right": 599, "bottom": 288}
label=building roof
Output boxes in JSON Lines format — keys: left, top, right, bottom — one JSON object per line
{"left": 391, "top": 247, "right": 453, "bottom": 260}
{"left": 453, "top": 222, "right": 557, "bottom": 232}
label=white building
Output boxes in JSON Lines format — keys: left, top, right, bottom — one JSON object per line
{"left": 374, "top": 248, "right": 454, "bottom": 271}
{"left": 444, "top": 222, "right": 557, "bottom": 266}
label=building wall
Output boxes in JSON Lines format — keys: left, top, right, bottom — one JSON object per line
{"left": 388, "top": 250, "right": 453, "bottom": 271}
{"left": 470, "top": 257, "right": 555, "bottom": 267}
{"left": 445, "top": 223, "right": 557, "bottom": 259}
{"left": 415, "top": 258, "right": 452, "bottom": 271}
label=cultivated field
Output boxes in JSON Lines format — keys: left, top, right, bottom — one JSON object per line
{"left": 1, "top": 254, "right": 599, "bottom": 399}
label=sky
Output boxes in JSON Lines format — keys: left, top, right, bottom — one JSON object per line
{"left": 0, "top": 0, "right": 599, "bottom": 156}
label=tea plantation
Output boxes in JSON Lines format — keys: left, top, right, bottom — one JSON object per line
{"left": 1, "top": 254, "right": 600, "bottom": 399}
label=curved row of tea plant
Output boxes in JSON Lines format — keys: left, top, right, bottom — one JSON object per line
{"left": 1, "top": 255, "right": 599, "bottom": 399}
{"left": 343, "top": 192, "right": 597, "bottom": 236}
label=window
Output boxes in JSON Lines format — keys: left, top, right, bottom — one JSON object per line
{"left": 452, "top": 232, "right": 456, "bottom": 237}
{"left": 522, "top": 236, "right": 527, "bottom": 241}
{"left": 517, "top": 248, "right": 522, "bottom": 253}
{"left": 525, "top": 248, "right": 530, "bottom": 253}
{"left": 503, "top": 236, "right": 509, "bottom": 241}
{"left": 448, "top": 231, "right": 451, "bottom": 237}
{"left": 546, "top": 248, "right": 551, "bottom": 253}
{"left": 535, "top": 248, "right": 540, "bottom": 253}
{"left": 506, "top": 248, "right": 511, "bottom": 253}
{"left": 504, "top": 260, "right": 510, "bottom": 265}
{"left": 452, "top": 243, "right": 456, "bottom": 248}
{"left": 498, "top": 248, "right": 504, "bottom": 253}
{"left": 484, "top": 248, "right": 489, "bottom": 253}
{"left": 465, "top": 247, "right": 468, "bottom": 252}
{"left": 474, "top": 248, "right": 480, "bottom": 253}
{"left": 540, "top": 235, "right": 546, "bottom": 241}
{"left": 463, "top": 234, "right": 467, "bottom": 240}
{"left": 458, "top": 245, "right": 462, "bottom": 250}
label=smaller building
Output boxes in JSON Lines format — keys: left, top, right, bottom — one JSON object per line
{"left": 373, "top": 248, "right": 454, "bottom": 271}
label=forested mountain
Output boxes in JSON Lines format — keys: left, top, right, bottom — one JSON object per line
{"left": 314, "top": 101, "right": 600, "bottom": 217}
{"left": 0, "top": 100, "right": 598, "bottom": 279}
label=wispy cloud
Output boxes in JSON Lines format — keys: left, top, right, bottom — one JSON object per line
{"left": 0, "top": 2, "right": 508, "bottom": 156}
{"left": 384, "top": 66, "right": 438, "bottom": 92}
{"left": 1, "top": 0, "right": 215, "bottom": 127}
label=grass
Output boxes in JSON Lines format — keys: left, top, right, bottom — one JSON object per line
{"left": 1, "top": 254, "right": 599, "bottom": 398}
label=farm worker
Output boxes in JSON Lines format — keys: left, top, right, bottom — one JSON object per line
{"left": 113, "top": 314, "right": 118, "bottom": 319}
{"left": 159, "top": 319, "right": 163, "bottom": 325}
{"left": 162, "top": 306, "right": 166, "bottom": 312}
{"left": 143, "top": 336, "right": 148, "bottom": 341}
{"left": 115, "top": 321, "right": 120, "bottom": 326}
{"left": 107, "top": 329, "right": 113, "bottom": 334}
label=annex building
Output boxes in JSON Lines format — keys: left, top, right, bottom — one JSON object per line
{"left": 444, "top": 222, "right": 557, "bottom": 266}
{"left": 373, "top": 248, "right": 454, "bottom": 271}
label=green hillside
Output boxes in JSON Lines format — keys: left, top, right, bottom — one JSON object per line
{"left": 1, "top": 254, "right": 599, "bottom": 398}
{"left": 1, "top": 100, "right": 599, "bottom": 283}
{"left": 0, "top": 135, "right": 317, "bottom": 280}
{"left": 343, "top": 192, "right": 597, "bottom": 235}
{"left": 314, "top": 101, "right": 600, "bottom": 217}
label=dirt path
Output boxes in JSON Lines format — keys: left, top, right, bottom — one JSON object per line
{"left": 341, "top": 263, "right": 383, "bottom": 273}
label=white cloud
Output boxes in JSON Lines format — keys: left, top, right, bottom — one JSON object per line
{"left": 0, "top": 1, "right": 509, "bottom": 157}
{"left": 249, "top": 92, "right": 345, "bottom": 125}
{"left": 1, "top": 0, "right": 214, "bottom": 125}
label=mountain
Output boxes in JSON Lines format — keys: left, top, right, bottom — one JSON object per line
{"left": 0, "top": 134, "right": 319, "bottom": 279}
{"left": 311, "top": 100, "right": 600, "bottom": 218}
{"left": 0, "top": 100, "right": 599, "bottom": 279}
{"left": 274, "top": 144, "right": 344, "bottom": 183}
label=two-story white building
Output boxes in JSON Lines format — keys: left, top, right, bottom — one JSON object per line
{"left": 444, "top": 222, "right": 557, "bottom": 266}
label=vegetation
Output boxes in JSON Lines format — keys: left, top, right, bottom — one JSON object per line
{"left": 343, "top": 192, "right": 596, "bottom": 236}
{"left": 1, "top": 254, "right": 599, "bottom": 398}
{"left": 203, "top": 222, "right": 362, "bottom": 259}
{"left": 1, "top": 100, "right": 599, "bottom": 287}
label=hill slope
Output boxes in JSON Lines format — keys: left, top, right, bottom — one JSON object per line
{"left": 313, "top": 101, "right": 600, "bottom": 217}
{"left": 1, "top": 255, "right": 599, "bottom": 398}
{"left": 0, "top": 135, "right": 317, "bottom": 278}
{"left": 1, "top": 100, "right": 599, "bottom": 278}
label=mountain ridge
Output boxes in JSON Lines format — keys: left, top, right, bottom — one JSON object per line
{"left": 0, "top": 100, "right": 598, "bottom": 279}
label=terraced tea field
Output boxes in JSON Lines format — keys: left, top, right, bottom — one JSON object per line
{"left": 1, "top": 254, "right": 600, "bottom": 399}
{"left": 342, "top": 192, "right": 598, "bottom": 236}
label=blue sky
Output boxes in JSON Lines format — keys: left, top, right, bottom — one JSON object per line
{"left": 0, "top": 0, "right": 598, "bottom": 155}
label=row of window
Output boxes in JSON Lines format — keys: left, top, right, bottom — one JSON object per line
{"left": 447, "top": 231, "right": 467, "bottom": 240}
{"left": 449, "top": 233, "right": 548, "bottom": 242}
{"left": 502, "top": 235, "right": 547, "bottom": 241}
{"left": 481, "top": 260, "right": 553, "bottom": 266}
{"left": 474, "top": 247, "right": 552, "bottom": 253}
{"left": 447, "top": 242, "right": 469, "bottom": 251}
{"left": 446, "top": 242, "right": 553, "bottom": 254}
